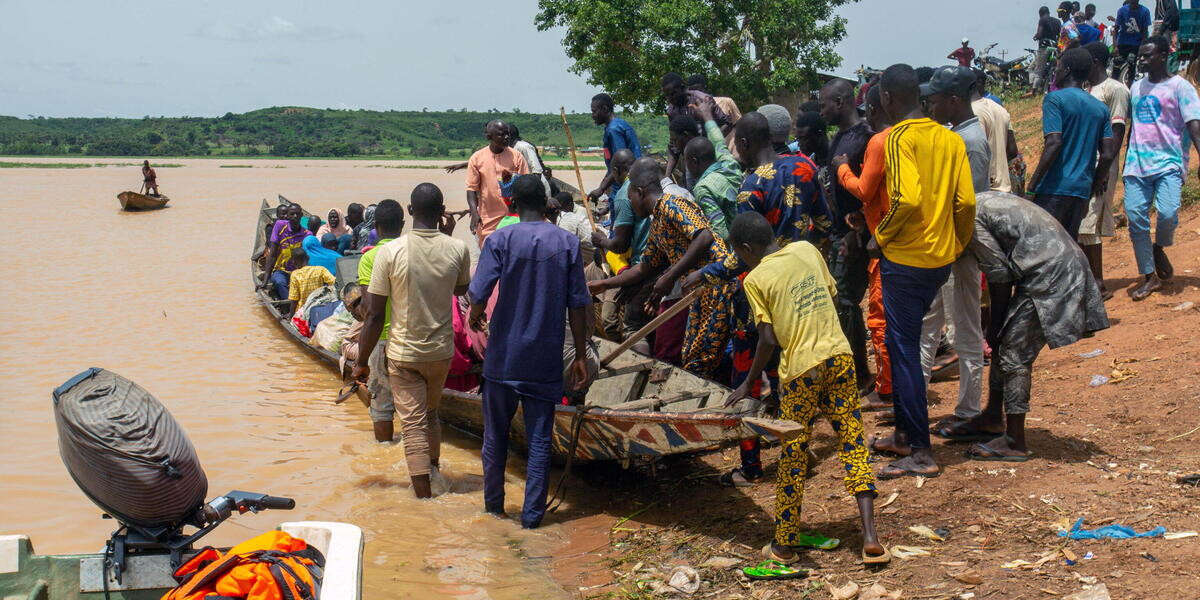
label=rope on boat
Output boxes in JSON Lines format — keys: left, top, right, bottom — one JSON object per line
{"left": 546, "top": 405, "right": 591, "bottom": 513}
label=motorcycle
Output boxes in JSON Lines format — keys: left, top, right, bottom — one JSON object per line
{"left": 975, "top": 43, "right": 1033, "bottom": 90}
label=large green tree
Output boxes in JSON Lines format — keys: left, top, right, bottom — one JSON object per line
{"left": 536, "top": 0, "right": 856, "bottom": 111}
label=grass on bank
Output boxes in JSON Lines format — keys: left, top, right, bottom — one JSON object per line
{"left": 0, "top": 161, "right": 184, "bottom": 169}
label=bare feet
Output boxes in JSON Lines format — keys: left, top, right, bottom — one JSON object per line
{"left": 933, "top": 417, "right": 1004, "bottom": 442}
{"left": 860, "top": 390, "right": 892, "bottom": 412}
{"left": 965, "top": 435, "right": 1030, "bottom": 462}
{"left": 878, "top": 451, "right": 940, "bottom": 480}
{"left": 868, "top": 433, "right": 912, "bottom": 457}
{"left": 1130, "top": 274, "right": 1162, "bottom": 301}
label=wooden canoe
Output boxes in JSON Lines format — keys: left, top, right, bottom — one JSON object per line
{"left": 251, "top": 189, "right": 782, "bottom": 466}
{"left": 118, "top": 191, "right": 170, "bottom": 211}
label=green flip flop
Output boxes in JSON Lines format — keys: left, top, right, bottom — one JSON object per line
{"left": 793, "top": 532, "right": 840, "bottom": 550}
{"left": 742, "top": 560, "right": 809, "bottom": 581}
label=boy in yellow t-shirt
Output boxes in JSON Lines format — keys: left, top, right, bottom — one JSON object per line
{"left": 725, "top": 212, "right": 888, "bottom": 567}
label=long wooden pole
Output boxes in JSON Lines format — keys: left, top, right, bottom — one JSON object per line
{"left": 600, "top": 288, "right": 703, "bottom": 367}
{"left": 560, "top": 107, "right": 598, "bottom": 231}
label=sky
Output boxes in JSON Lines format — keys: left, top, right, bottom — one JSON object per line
{"left": 1, "top": 0, "right": 1079, "bottom": 118}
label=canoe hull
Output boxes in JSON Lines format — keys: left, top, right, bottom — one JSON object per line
{"left": 251, "top": 193, "right": 772, "bottom": 465}
{"left": 118, "top": 191, "right": 169, "bottom": 211}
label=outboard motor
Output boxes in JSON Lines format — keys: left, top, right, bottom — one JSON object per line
{"left": 53, "top": 368, "right": 293, "bottom": 583}
{"left": 53, "top": 368, "right": 209, "bottom": 532}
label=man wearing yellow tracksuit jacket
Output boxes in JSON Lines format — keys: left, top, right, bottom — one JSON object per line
{"left": 869, "top": 64, "right": 976, "bottom": 480}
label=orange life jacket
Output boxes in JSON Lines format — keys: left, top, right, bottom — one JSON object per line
{"left": 160, "top": 531, "right": 324, "bottom": 600}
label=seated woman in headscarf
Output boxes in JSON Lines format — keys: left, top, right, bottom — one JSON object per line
{"left": 317, "top": 208, "right": 354, "bottom": 253}
{"left": 301, "top": 234, "right": 342, "bottom": 278}
{"left": 352, "top": 204, "right": 378, "bottom": 250}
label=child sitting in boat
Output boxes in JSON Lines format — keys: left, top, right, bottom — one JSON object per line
{"left": 285, "top": 247, "right": 336, "bottom": 320}
{"left": 723, "top": 212, "right": 889, "bottom": 568}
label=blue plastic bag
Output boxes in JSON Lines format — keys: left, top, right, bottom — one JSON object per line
{"left": 1058, "top": 518, "right": 1166, "bottom": 540}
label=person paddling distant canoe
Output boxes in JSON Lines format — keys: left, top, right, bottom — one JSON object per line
{"left": 142, "top": 160, "right": 160, "bottom": 196}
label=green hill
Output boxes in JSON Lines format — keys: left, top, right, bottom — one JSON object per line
{"left": 0, "top": 107, "right": 669, "bottom": 159}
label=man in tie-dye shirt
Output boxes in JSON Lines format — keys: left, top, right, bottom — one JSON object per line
{"left": 1124, "top": 36, "right": 1200, "bottom": 301}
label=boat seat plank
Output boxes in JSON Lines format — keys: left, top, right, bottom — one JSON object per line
{"left": 597, "top": 360, "right": 657, "bottom": 379}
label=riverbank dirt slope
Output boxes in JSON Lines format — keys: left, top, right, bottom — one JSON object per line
{"left": 547, "top": 96, "right": 1200, "bottom": 600}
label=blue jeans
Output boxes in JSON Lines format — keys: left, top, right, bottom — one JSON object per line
{"left": 880, "top": 257, "right": 951, "bottom": 451}
{"left": 270, "top": 270, "right": 290, "bottom": 300}
{"left": 480, "top": 379, "right": 556, "bottom": 528}
{"left": 1123, "top": 171, "right": 1183, "bottom": 275}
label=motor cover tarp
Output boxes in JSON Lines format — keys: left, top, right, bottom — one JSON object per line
{"left": 53, "top": 368, "right": 207, "bottom": 528}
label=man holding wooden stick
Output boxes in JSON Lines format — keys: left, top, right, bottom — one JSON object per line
{"left": 587, "top": 158, "right": 735, "bottom": 378}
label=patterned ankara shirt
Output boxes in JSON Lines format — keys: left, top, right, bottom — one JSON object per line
{"left": 641, "top": 192, "right": 731, "bottom": 275}
{"left": 699, "top": 153, "right": 831, "bottom": 282}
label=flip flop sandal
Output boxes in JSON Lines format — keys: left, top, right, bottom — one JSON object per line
{"left": 793, "top": 532, "right": 840, "bottom": 550}
{"left": 335, "top": 382, "right": 371, "bottom": 408}
{"left": 862, "top": 546, "right": 892, "bottom": 565}
{"left": 1178, "top": 474, "right": 1200, "bottom": 486}
{"left": 934, "top": 424, "right": 1003, "bottom": 443}
{"left": 930, "top": 355, "right": 959, "bottom": 374}
{"left": 761, "top": 543, "right": 802, "bottom": 565}
{"left": 877, "top": 463, "right": 941, "bottom": 481}
{"left": 965, "top": 442, "right": 1031, "bottom": 462}
{"left": 743, "top": 559, "right": 808, "bottom": 580}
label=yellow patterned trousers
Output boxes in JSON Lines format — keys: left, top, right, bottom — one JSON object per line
{"left": 775, "top": 353, "right": 876, "bottom": 546}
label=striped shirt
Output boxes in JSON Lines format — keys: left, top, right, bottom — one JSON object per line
{"left": 877, "top": 118, "right": 976, "bottom": 269}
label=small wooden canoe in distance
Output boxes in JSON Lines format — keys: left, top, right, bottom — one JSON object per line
{"left": 118, "top": 191, "right": 170, "bottom": 211}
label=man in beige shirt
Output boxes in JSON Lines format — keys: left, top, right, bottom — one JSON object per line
{"left": 970, "top": 75, "right": 1019, "bottom": 193}
{"left": 354, "top": 185, "right": 471, "bottom": 498}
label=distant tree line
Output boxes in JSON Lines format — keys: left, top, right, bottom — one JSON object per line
{"left": 0, "top": 107, "right": 668, "bottom": 158}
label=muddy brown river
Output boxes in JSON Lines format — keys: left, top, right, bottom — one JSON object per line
{"left": 0, "top": 157, "right": 603, "bottom": 598}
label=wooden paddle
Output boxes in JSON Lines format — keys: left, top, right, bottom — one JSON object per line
{"left": 559, "top": 107, "right": 599, "bottom": 232}
{"left": 600, "top": 287, "right": 703, "bottom": 367}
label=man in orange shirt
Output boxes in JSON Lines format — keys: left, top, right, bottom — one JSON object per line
{"left": 833, "top": 86, "right": 893, "bottom": 413}
{"left": 466, "top": 120, "right": 529, "bottom": 247}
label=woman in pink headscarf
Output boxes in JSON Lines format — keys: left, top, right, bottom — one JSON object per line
{"left": 316, "top": 208, "right": 354, "bottom": 253}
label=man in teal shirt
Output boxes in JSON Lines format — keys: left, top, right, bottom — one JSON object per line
{"left": 685, "top": 97, "right": 744, "bottom": 240}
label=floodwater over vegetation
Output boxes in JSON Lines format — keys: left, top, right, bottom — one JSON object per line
{"left": 0, "top": 157, "right": 603, "bottom": 598}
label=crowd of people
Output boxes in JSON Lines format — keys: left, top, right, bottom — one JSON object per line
{"left": 249, "top": 21, "right": 1200, "bottom": 571}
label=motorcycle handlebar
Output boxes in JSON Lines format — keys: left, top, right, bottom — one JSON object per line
{"left": 258, "top": 495, "right": 295, "bottom": 510}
